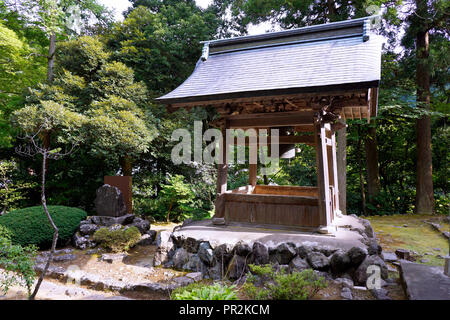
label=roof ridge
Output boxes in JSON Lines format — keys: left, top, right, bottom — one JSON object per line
{"left": 202, "top": 15, "right": 378, "bottom": 47}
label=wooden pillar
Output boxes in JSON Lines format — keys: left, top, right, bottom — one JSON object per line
{"left": 314, "top": 119, "right": 331, "bottom": 228}
{"left": 249, "top": 163, "right": 257, "bottom": 187}
{"left": 214, "top": 122, "right": 229, "bottom": 218}
{"left": 249, "top": 128, "right": 258, "bottom": 187}
{"left": 331, "top": 129, "right": 340, "bottom": 218}
{"left": 336, "top": 119, "right": 347, "bottom": 214}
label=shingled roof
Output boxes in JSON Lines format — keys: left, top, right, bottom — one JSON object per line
{"left": 156, "top": 16, "right": 382, "bottom": 106}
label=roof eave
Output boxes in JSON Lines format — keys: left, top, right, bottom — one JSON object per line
{"left": 155, "top": 80, "right": 380, "bottom": 106}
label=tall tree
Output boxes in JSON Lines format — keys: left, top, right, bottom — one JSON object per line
{"left": 403, "top": 0, "right": 449, "bottom": 214}
{"left": 14, "top": 36, "right": 157, "bottom": 176}
{"left": 104, "top": 1, "right": 220, "bottom": 197}
{"left": 365, "top": 124, "right": 381, "bottom": 199}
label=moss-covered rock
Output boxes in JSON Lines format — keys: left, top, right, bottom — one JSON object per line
{"left": 93, "top": 225, "right": 141, "bottom": 253}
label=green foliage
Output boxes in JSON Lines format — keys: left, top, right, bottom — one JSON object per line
{"left": 0, "top": 236, "right": 37, "bottom": 297}
{"left": 0, "top": 224, "right": 12, "bottom": 240}
{"left": 171, "top": 282, "right": 238, "bottom": 300}
{"left": 0, "top": 205, "right": 87, "bottom": 248}
{"left": 434, "top": 193, "right": 449, "bottom": 216}
{"left": 92, "top": 226, "right": 141, "bottom": 253}
{"left": 150, "top": 174, "right": 197, "bottom": 222}
{"left": 109, "top": 1, "right": 220, "bottom": 97}
{"left": 0, "top": 160, "right": 36, "bottom": 213}
{"left": 243, "top": 264, "right": 327, "bottom": 300}
{"left": 0, "top": 21, "right": 46, "bottom": 148}
{"left": 13, "top": 35, "right": 157, "bottom": 174}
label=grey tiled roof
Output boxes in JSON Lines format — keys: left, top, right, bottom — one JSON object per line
{"left": 157, "top": 17, "right": 382, "bottom": 105}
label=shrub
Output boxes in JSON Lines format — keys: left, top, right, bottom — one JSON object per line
{"left": 92, "top": 226, "right": 141, "bottom": 253}
{"left": 0, "top": 224, "right": 12, "bottom": 240}
{"left": 0, "top": 236, "right": 37, "bottom": 297}
{"left": 0, "top": 205, "right": 87, "bottom": 248}
{"left": 243, "top": 264, "right": 327, "bottom": 300}
{"left": 171, "top": 282, "right": 238, "bottom": 300}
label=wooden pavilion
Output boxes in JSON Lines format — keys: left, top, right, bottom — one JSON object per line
{"left": 156, "top": 17, "right": 382, "bottom": 232}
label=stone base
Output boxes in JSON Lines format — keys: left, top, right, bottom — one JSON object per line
{"left": 154, "top": 214, "right": 387, "bottom": 286}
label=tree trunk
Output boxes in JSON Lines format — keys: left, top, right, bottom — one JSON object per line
{"left": 365, "top": 123, "right": 381, "bottom": 201}
{"left": 120, "top": 156, "right": 133, "bottom": 176}
{"left": 166, "top": 201, "right": 173, "bottom": 223}
{"left": 327, "top": 0, "right": 337, "bottom": 22}
{"left": 415, "top": 25, "right": 435, "bottom": 214}
{"left": 29, "top": 151, "right": 59, "bottom": 300}
{"left": 336, "top": 119, "right": 347, "bottom": 214}
{"left": 47, "top": 32, "right": 56, "bottom": 84}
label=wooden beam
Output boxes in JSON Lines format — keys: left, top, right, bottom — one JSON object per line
{"left": 165, "top": 88, "right": 369, "bottom": 109}
{"left": 294, "top": 124, "right": 314, "bottom": 132}
{"left": 234, "top": 135, "right": 315, "bottom": 146}
{"left": 284, "top": 99, "right": 299, "bottom": 109}
{"left": 224, "top": 192, "right": 318, "bottom": 206}
{"left": 227, "top": 111, "right": 315, "bottom": 128}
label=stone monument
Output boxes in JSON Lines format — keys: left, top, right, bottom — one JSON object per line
{"left": 94, "top": 184, "right": 127, "bottom": 217}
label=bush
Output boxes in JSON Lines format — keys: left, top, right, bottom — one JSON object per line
{"left": 171, "top": 282, "right": 238, "bottom": 300}
{"left": 243, "top": 264, "right": 327, "bottom": 300}
{"left": 0, "top": 224, "right": 12, "bottom": 240}
{"left": 0, "top": 236, "right": 37, "bottom": 297}
{"left": 0, "top": 205, "right": 87, "bottom": 248}
{"left": 92, "top": 226, "right": 141, "bottom": 253}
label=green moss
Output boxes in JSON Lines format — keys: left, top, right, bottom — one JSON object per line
{"left": 366, "top": 214, "right": 449, "bottom": 266}
{"left": 0, "top": 205, "right": 87, "bottom": 248}
{"left": 93, "top": 226, "right": 141, "bottom": 253}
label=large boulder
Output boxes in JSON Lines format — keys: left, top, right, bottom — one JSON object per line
{"left": 307, "top": 251, "right": 330, "bottom": 271}
{"left": 367, "top": 239, "right": 382, "bottom": 255}
{"left": 330, "top": 250, "right": 352, "bottom": 275}
{"left": 131, "top": 217, "right": 150, "bottom": 234}
{"left": 274, "top": 242, "right": 297, "bottom": 264}
{"left": 234, "top": 241, "right": 252, "bottom": 257}
{"left": 154, "top": 231, "right": 174, "bottom": 266}
{"left": 173, "top": 248, "right": 189, "bottom": 270}
{"left": 347, "top": 246, "right": 368, "bottom": 266}
{"left": 198, "top": 242, "right": 214, "bottom": 266}
{"left": 182, "top": 254, "right": 207, "bottom": 274}
{"left": 353, "top": 255, "right": 388, "bottom": 286}
{"left": 288, "top": 256, "right": 310, "bottom": 272}
{"left": 79, "top": 223, "right": 99, "bottom": 236}
{"left": 183, "top": 237, "right": 200, "bottom": 253}
{"left": 213, "top": 243, "right": 234, "bottom": 265}
{"left": 94, "top": 184, "right": 127, "bottom": 217}
{"left": 297, "top": 244, "right": 313, "bottom": 259}
{"left": 250, "top": 242, "right": 269, "bottom": 265}
{"left": 226, "top": 255, "right": 247, "bottom": 280}
{"left": 359, "top": 218, "right": 376, "bottom": 238}
{"left": 72, "top": 232, "right": 96, "bottom": 250}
